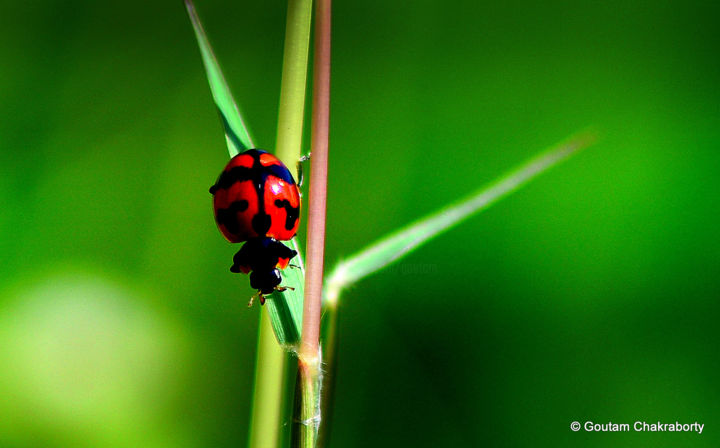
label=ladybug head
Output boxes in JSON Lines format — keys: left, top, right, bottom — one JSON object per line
{"left": 250, "top": 268, "right": 282, "bottom": 295}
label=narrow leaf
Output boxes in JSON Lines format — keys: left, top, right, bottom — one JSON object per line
{"left": 264, "top": 238, "right": 305, "bottom": 348}
{"left": 185, "top": 0, "right": 254, "bottom": 156}
{"left": 324, "top": 131, "right": 596, "bottom": 305}
{"left": 185, "top": 0, "right": 305, "bottom": 347}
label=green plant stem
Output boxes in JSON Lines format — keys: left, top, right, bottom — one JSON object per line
{"left": 292, "top": 355, "right": 322, "bottom": 448}
{"left": 248, "top": 310, "right": 285, "bottom": 448}
{"left": 275, "top": 0, "right": 314, "bottom": 171}
{"left": 249, "top": 1, "right": 313, "bottom": 447}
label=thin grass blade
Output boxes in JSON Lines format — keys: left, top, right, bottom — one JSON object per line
{"left": 324, "top": 131, "right": 596, "bottom": 305}
{"left": 186, "top": 0, "right": 305, "bottom": 346}
{"left": 264, "top": 239, "right": 305, "bottom": 347}
{"left": 185, "top": 0, "right": 254, "bottom": 156}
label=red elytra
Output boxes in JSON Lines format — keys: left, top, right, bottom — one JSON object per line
{"left": 211, "top": 149, "right": 300, "bottom": 243}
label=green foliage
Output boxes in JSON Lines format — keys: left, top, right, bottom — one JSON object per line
{"left": 186, "top": 0, "right": 305, "bottom": 347}
{"left": 264, "top": 239, "right": 305, "bottom": 347}
{"left": 324, "top": 132, "right": 595, "bottom": 306}
{"left": 187, "top": 6, "right": 598, "bottom": 447}
{"left": 185, "top": 0, "right": 254, "bottom": 156}
{"left": 2, "top": 1, "right": 711, "bottom": 447}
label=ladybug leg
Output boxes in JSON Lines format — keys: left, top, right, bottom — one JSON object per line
{"left": 247, "top": 291, "right": 266, "bottom": 307}
{"left": 275, "top": 285, "right": 295, "bottom": 292}
{"left": 248, "top": 291, "right": 260, "bottom": 308}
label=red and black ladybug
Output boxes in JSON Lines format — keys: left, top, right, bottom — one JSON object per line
{"left": 210, "top": 149, "right": 300, "bottom": 303}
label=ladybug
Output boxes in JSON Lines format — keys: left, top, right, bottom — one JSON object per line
{"left": 210, "top": 149, "right": 300, "bottom": 303}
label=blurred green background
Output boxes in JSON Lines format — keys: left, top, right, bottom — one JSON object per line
{"left": 1, "top": 0, "right": 718, "bottom": 447}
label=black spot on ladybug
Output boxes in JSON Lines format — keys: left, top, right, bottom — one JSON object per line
{"left": 274, "top": 199, "right": 300, "bottom": 231}
{"left": 233, "top": 200, "right": 249, "bottom": 211}
{"left": 251, "top": 212, "right": 272, "bottom": 235}
{"left": 210, "top": 166, "right": 253, "bottom": 194}
{"left": 216, "top": 200, "right": 249, "bottom": 234}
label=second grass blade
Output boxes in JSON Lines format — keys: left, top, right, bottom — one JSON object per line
{"left": 185, "top": 0, "right": 254, "bottom": 156}
{"left": 324, "top": 131, "right": 596, "bottom": 305}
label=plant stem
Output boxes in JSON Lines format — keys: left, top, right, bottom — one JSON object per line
{"left": 294, "top": 0, "right": 331, "bottom": 446}
{"left": 249, "top": 0, "right": 313, "bottom": 447}
{"left": 248, "top": 310, "right": 285, "bottom": 448}
{"left": 300, "top": 0, "right": 330, "bottom": 360}
{"left": 275, "top": 0, "right": 314, "bottom": 171}
{"left": 316, "top": 299, "right": 338, "bottom": 448}
{"left": 292, "top": 356, "right": 322, "bottom": 448}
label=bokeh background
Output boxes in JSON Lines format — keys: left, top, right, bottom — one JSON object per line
{"left": 1, "top": 0, "right": 718, "bottom": 447}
